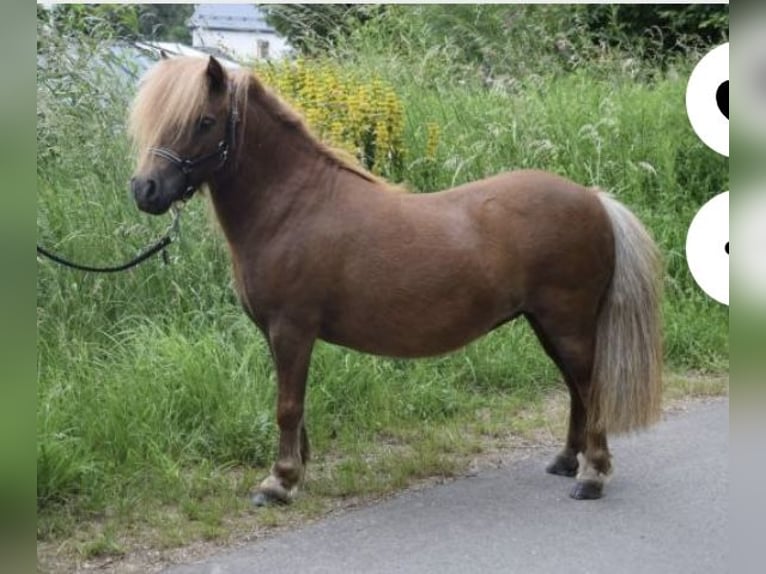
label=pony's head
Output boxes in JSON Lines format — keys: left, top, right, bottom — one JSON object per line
{"left": 128, "top": 56, "right": 240, "bottom": 215}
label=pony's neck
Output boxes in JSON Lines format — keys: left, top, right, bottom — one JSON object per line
{"left": 207, "top": 76, "right": 343, "bottom": 247}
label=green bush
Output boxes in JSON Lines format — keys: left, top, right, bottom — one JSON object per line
{"left": 578, "top": 4, "right": 728, "bottom": 56}
{"left": 267, "top": 4, "right": 728, "bottom": 84}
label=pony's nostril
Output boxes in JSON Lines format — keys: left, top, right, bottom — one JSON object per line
{"left": 131, "top": 178, "right": 159, "bottom": 204}
{"left": 145, "top": 179, "right": 157, "bottom": 199}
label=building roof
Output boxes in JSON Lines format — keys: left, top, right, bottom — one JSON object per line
{"left": 134, "top": 41, "right": 241, "bottom": 69}
{"left": 188, "top": 4, "right": 274, "bottom": 34}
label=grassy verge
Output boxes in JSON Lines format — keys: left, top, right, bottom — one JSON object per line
{"left": 37, "top": 372, "right": 727, "bottom": 572}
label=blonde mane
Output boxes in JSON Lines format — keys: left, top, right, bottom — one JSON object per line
{"left": 129, "top": 56, "right": 399, "bottom": 189}
{"left": 129, "top": 58, "right": 245, "bottom": 165}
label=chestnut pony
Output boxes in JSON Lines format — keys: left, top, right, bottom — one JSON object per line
{"left": 129, "top": 56, "right": 662, "bottom": 504}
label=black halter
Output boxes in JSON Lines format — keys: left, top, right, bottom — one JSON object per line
{"left": 148, "top": 87, "right": 240, "bottom": 202}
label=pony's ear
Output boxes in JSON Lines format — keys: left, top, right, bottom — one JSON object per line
{"left": 206, "top": 56, "right": 226, "bottom": 93}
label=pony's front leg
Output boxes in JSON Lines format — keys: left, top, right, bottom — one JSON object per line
{"left": 252, "top": 321, "right": 315, "bottom": 507}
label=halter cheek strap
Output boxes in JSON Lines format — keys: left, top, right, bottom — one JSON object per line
{"left": 148, "top": 87, "right": 239, "bottom": 201}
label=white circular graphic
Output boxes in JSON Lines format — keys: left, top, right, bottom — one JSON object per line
{"left": 686, "top": 43, "right": 728, "bottom": 157}
{"left": 686, "top": 191, "right": 728, "bottom": 305}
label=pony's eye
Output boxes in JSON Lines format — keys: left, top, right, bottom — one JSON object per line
{"left": 197, "top": 116, "right": 216, "bottom": 133}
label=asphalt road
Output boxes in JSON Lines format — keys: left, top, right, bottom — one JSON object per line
{"left": 165, "top": 398, "right": 728, "bottom": 574}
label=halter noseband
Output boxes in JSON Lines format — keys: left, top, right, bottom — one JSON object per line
{"left": 148, "top": 87, "right": 240, "bottom": 202}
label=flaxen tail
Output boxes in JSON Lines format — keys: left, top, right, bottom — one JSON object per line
{"left": 591, "top": 192, "right": 663, "bottom": 434}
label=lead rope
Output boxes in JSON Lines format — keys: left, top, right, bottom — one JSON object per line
{"left": 36, "top": 205, "right": 182, "bottom": 273}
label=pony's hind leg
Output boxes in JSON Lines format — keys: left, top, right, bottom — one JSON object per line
{"left": 526, "top": 314, "right": 586, "bottom": 477}
{"left": 252, "top": 321, "right": 315, "bottom": 507}
{"left": 545, "top": 388, "right": 585, "bottom": 477}
{"left": 570, "top": 428, "right": 612, "bottom": 500}
{"left": 526, "top": 310, "right": 612, "bottom": 499}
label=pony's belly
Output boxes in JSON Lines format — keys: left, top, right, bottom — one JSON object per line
{"left": 320, "top": 328, "right": 488, "bottom": 359}
{"left": 318, "top": 302, "right": 518, "bottom": 359}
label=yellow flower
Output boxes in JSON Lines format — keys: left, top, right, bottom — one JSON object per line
{"left": 254, "top": 59, "right": 406, "bottom": 176}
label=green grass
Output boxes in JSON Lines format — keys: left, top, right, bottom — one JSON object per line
{"left": 37, "top": 18, "right": 728, "bottom": 566}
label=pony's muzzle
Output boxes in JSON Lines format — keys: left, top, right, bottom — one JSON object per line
{"left": 131, "top": 176, "right": 171, "bottom": 215}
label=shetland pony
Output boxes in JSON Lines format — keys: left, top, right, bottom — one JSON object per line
{"left": 129, "top": 56, "right": 662, "bottom": 504}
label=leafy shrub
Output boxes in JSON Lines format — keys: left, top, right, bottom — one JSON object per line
{"left": 281, "top": 5, "right": 728, "bottom": 87}
{"left": 578, "top": 4, "right": 728, "bottom": 57}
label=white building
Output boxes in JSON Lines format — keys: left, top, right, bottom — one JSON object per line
{"left": 188, "top": 4, "right": 292, "bottom": 63}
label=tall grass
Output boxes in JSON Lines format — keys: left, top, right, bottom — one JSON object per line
{"left": 37, "top": 7, "right": 727, "bottom": 549}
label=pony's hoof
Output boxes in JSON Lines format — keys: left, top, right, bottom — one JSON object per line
{"left": 546, "top": 454, "right": 578, "bottom": 477}
{"left": 569, "top": 480, "right": 604, "bottom": 500}
{"left": 251, "top": 490, "right": 290, "bottom": 507}
{"left": 251, "top": 474, "right": 294, "bottom": 507}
